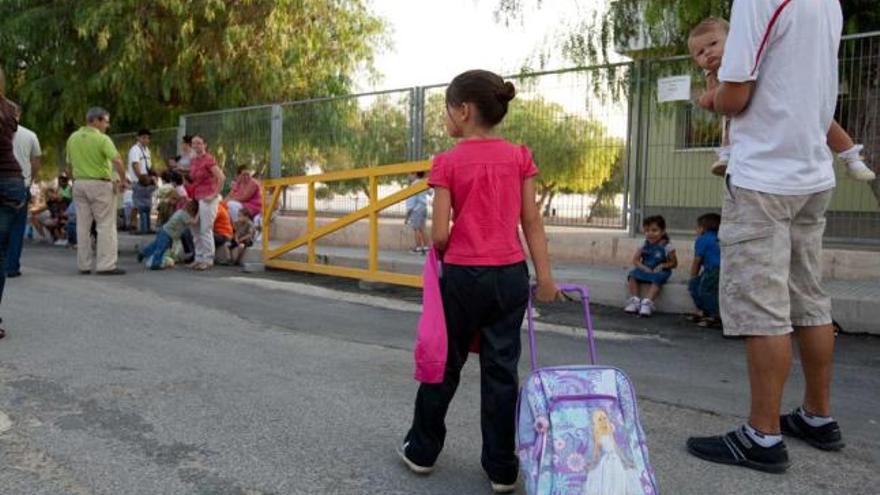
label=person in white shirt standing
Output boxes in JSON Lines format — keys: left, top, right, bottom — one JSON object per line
{"left": 687, "top": 0, "right": 845, "bottom": 473}
{"left": 6, "top": 103, "right": 41, "bottom": 277}
{"left": 124, "top": 129, "right": 152, "bottom": 231}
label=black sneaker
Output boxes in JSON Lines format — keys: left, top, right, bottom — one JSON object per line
{"left": 396, "top": 443, "right": 434, "bottom": 475}
{"left": 687, "top": 427, "right": 790, "bottom": 474}
{"left": 96, "top": 268, "right": 126, "bottom": 276}
{"left": 781, "top": 410, "right": 845, "bottom": 451}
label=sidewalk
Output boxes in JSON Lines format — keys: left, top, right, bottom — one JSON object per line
{"left": 245, "top": 241, "right": 880, "bottom": 336}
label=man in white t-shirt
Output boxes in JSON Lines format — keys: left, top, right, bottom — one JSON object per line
{"left": 687, "top": 0, "right": 844, "bottom": 473}
{"left": 123, "top": 129, "right": 152, "bottom": 230}
{"left": 6, "top": 103, "right": 41, "bottom": 277}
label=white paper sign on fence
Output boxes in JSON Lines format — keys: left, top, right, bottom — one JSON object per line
{"left": 657, "top": 75, "right": 692, "bottom": 103}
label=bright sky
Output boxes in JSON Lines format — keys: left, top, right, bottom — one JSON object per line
{"left": 357, "top": 0, "right": 628, "bottom": 137}
{"left": 359, "top": 0, "right": 608, "bottom": 91}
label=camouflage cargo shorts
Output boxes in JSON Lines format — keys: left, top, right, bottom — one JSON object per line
{"left": 719, "top": 181, "right": 833, "bottom": 336}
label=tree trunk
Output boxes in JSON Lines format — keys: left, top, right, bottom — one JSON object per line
{"left": 537, "top": 182, "right": 556, "bottom": 215}
{"left": 543, "top": 190, "right": 557, "bottom": 217}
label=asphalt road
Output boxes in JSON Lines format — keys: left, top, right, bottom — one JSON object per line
{"left": 0, "top": 242, "right": 877, "bottom": 494}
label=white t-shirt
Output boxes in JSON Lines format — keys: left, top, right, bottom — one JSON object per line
{"left": 12, "top": 125, "right": 41, "bottom": 184}
{"left": 718, "top": 0, "right": 842, "bottom": 196}
{"left": 127, "top": 143, "right": 152, "bottom": 182}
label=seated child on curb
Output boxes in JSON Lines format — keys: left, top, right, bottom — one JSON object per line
{"left": 229, "top": 208, "right": 256, "bottom": 266}
{"left": 625, "top": 215, "right": 677, "bottom": 317}
{"left": 688, "top": 213, "right": 721, "bottom": 327}
{"left": 688, "top": 17, "right": 875, "bottom": 181}
{"left": 213, "top": 201, "right": 234, "bottom": 265}
{"left": 137, "top": 200, "right": 199, "bottom": 270}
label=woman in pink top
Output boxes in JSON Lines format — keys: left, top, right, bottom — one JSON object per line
{"left": 398, "top": 70, "right": 558, "bottom": 493}
{"left": 225, "top": 165, "right": 262, "bottom": 221}
{"left": 188, "top": 134, "right": 225, "bottom": 270}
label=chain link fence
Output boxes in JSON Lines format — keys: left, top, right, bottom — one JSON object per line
{"left": 636, "top": 31, "right": 880, "bottom": 243}
{"left": 110, "top": 127, "right": 180, "bottom": 172}
{"left": 112, "top": 31, "right": 880, "bottom": 244}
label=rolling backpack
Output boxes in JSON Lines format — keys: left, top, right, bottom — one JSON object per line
{"left": 516, "top": 284, "right": 659, "bottom": 495}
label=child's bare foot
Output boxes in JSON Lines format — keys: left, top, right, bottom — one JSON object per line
{"left": 710, "top": 160, "right": 728, "bottom": 177}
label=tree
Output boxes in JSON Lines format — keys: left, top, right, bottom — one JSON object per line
{"left": 0, "top": 0, "right": 385, "bottom": 174}
{"left": 423, "top": 93, "right": 623, "bottom": 217}
{"left": 497, "top": 1, "right": 880, "bottom": 207}
{"left": 278, "top": 93, "right": 412, "bottom": 200}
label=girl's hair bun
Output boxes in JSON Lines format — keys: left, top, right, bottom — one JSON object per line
{"left": 497, "top": 81, "right": 516, "bottom": 103}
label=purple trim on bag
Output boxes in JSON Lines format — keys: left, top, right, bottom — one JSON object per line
{"left": 549, "top": 393, "right": 618, "bottom": 406}
{"left": 527, "top": 283, "right": 597, "bottom": 370}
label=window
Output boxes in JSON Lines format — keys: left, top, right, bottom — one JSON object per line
{"left": 675, "top": 101, "right": 723, "bottom": 150}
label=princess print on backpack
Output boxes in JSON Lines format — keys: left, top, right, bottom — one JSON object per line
{"left": 584, "top": 409, "right": 642, "bottom": 495}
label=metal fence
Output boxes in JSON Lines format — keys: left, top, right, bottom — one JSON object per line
{"left": 114, "top": 31, "right": 880, "bottom": 244}
{"left": 636, "top": 32, "right": 880, "bottom": 243}
{"left": 110, "top": 127, "right": 181, "bottom": 172}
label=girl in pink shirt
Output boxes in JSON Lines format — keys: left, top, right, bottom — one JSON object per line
{"left": 399, "top": 70, "right": 558, "bottom": 493}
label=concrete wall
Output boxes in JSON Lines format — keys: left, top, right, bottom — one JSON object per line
{"left": 269, "top": 215, "right": 880, "bottom": 282}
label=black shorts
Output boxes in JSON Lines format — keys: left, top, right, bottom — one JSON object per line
{"left": 229, "top": 239, "right": 253, "bottom": 249}
{"left": 214, "top": 234, "right": 230, "bottom": 248}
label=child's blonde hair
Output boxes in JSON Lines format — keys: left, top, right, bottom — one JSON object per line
{"left": 689, "top": 17, "right": 730, "bottom": 41}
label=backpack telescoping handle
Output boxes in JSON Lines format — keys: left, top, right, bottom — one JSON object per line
{"left": 527, "top": 283, "right": 598, "bottom": 370}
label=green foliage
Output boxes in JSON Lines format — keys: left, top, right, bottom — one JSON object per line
{"left": 280, "top": 93, "right": 412, "bottom": 197}
{"left": 0, "top": 0, "right": 385, "bottom": 174}
{"left": 496, "top": 1, "right": 878, "bottom": 65}
{"left": 422, "top": 93, "right": 623, "bottom": 209}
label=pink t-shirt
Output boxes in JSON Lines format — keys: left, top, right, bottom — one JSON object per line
{"left": 429, "top": 138, "right": 538, "bottom": 266}
{"left": 189, "top": 152, "right": 221, "bottom": 200}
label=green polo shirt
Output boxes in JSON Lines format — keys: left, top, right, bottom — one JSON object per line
{"left": 66, "top": 126, "right": 119, "bottom": 180}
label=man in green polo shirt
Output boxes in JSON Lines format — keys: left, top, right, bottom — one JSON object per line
{"left": 66, "top": 107, "right": 129, "bottom": 275}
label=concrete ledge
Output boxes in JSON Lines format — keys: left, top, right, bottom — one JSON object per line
{"left": 250, "top": 243, "right": 880, "bottom": 335}
{"left": 268, "top": 215, "right": 880, "bottom": 282}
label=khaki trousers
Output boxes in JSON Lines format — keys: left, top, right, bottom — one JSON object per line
{"left": 73, "top": 180, "right": 118, "bottom": 272}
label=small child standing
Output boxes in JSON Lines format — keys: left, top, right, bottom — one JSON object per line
{"left": 624, "top": 215, "right": 677, "bottom": 317}
{"left": 688, "top": 17, "right": 875, "bottom": 181}
{"left": 137, "top": 200, "right": 199, "bottom": 270}
{"left": 228, "top": 209, "right": 256, "bottom": 266}
{"left": 397, "top": 70, "right": 558, "bottom": 494}
{"left": 404, "top": 171, "right": 430, "bottom": 254}
{"left": 132, "top": 172, "right": 157, "bottom": 234}
{"left": 688, "top": 213, "right": 721, "bottom": 327}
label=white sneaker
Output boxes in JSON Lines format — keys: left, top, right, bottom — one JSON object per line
{"left": 846, "top": 160, "right": 876, "bottom": 181}
{"left": 54, "top": 239, "right": 68, "bottom": 247}
{"left": 624, "top": 297, "right": 641, "bottom": 314}
{"left": 491, "top": 481, "right": 517, "bottom": 493}
{"left": 639, "top": 299, "right": 655, "bottom": 317}
{"left": 840, "top": 144, "right": 876, "bottom": 181}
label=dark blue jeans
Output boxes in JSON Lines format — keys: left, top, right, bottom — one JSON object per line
{"left": 140, "top": 229, "right": 171, "bottom": 269}
{"left": 0, "top": 178, "right": 28, "bottom": 306}
{"left": 138, "top": 206, "right": 151, "bottom": 234}
{"left": 5, "top": 190, "right": 28, "bottom": 275}
{"left": 689, "top": 267, "right": 720, "bottom": 319}
{"left": 65, "top": 220, "right": 77, "bottom": 246}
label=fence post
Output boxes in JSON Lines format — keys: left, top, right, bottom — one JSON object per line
{"left": 413, "top": 87, "right": 425, "bottom": 160}
{"left": 270, "top": 104, "right": 283, "bottom": 179}
{"left": 368, "top": 175, "right": 379, "bottom": 273}
{"left": 177, "top": 116, "right": 186, "bottom": 155}
{"left": 628, "top": 59, "right": 649, "bottom": 237}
